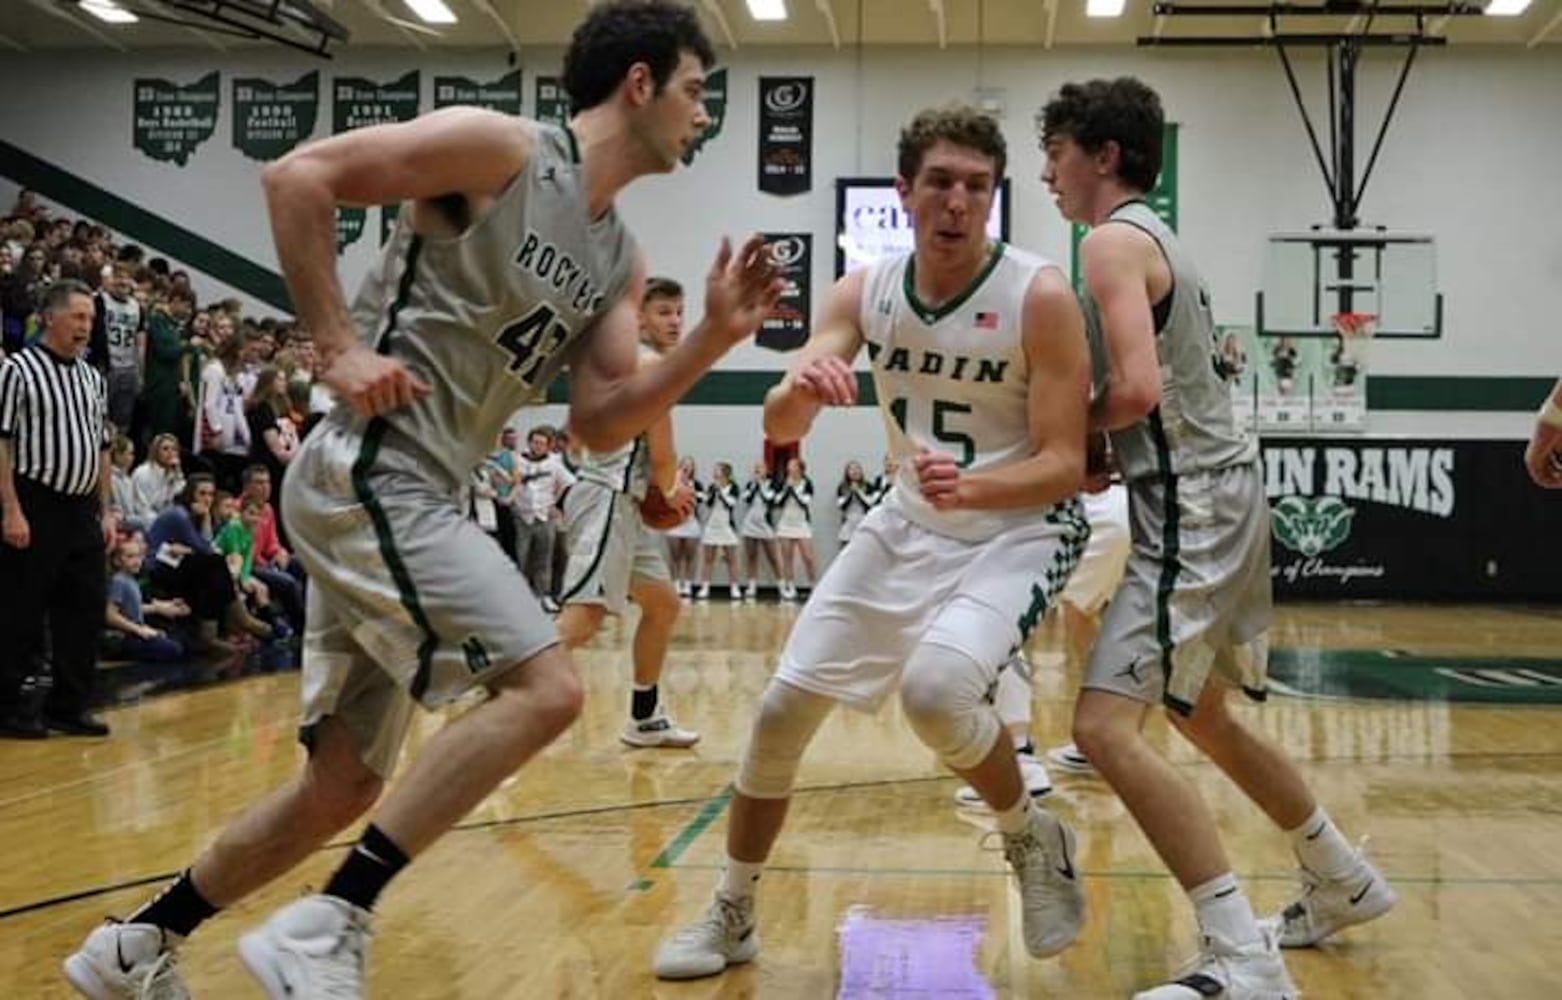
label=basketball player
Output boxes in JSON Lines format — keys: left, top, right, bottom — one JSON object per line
{"left": 1041, "top": 77, "right": 1394, "bottom": 998}
{"left": 655, "top": 105, "right": 1093, "bottom": 980}
{"left": 1525, "top": 379, "right": 1562, "bottom": 488}
{"left": 64, "top": 4, "right": 779, "bottom": 997}
{"left": 556, "top": 276, "right": 699, "bottom": 749}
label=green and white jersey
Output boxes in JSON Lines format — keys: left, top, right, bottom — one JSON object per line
{"left": 1083, "top": 200, "right": 1256, "bottom": 481}
{"left": 858, "top": 242, "right": 1066, "bottom": 542}
{"left": 335, "top": 122, "right": 637, "bottom": 487}
{"left": 573, "top": 345, "right": 657, "bottom": 499}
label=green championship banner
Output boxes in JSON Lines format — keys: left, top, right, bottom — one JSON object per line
{"left": 534, "top": 76, "right": 569, "bottom": 128}
{"left": 682, "top": 68, "right": 727, "bottom": 165}
{"left": 332, "top": 71, "right": 420, "bottom": 254}
{"left": 1070, "top": 123, "right": 1178, "bottom": 293}
{"left": 232, "top": 71, "right": 319, "bottom": 162}
{"left": 434, "top": 70, "right": 521, "bottom": 114}
{"left": 133, "top": 71, "right": 220, "bottom": 167}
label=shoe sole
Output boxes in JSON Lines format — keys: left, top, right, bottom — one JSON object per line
{"left": 237, "top": 931, "right": 294, "bottom": 1000}
{"left": 655, "top": 934, "right": 760, "bottom": 980}
{"left": 621, "top": 733, "right": 701, "bottom": 749}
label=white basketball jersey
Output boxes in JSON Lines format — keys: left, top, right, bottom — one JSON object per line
{"left": 859, "top": 242, "right": 1061, "bottom": 542}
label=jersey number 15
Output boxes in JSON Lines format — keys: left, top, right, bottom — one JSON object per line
{"left": 888, "top": 397, "right": 976, "bottom": 467}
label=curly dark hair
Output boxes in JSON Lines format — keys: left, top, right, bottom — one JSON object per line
{"left": 563, "top": 1, "right": 716, "bottom": 116}
{"left": 1037, "top": 77, "right": 1164, "bottom": 193}
{"left": 897, "top": 105, "right": 1007, "bottom": 182}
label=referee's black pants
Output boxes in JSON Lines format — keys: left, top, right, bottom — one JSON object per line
{"left": 0, "top": 477, "right": 106, "bottom": 718}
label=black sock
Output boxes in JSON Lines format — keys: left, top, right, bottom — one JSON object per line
{"left": 631, "top": 684, "right": 658, "bottom": 721}
{"left": 1016, "top": 741, "right": 1036, "bottom": 757}
{"left": 129, "top": 870, "right": 219, "bottom": 938}
{"left": 323, "top": 824, "right": 410, "bottom": 912}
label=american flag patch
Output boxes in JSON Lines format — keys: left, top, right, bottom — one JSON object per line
{"left": 974, "top": 311, "right": 999, "bottom": 330}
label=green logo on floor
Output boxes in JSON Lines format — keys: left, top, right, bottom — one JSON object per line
{"left": 1268, "top": 649, "right": 1562, "bottom": 705}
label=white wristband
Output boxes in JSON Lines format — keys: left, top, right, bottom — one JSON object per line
{"left": 1540, "top": 397, "right": 1562, "bottom": 430}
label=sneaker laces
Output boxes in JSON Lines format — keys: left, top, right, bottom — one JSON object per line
{"left": 669, "top": 898, "right": 749, "bottom": 947}
{"left": 138, "top": 950, "right": 189, "bottom": 1000}
{"left": 310, "top": 917, "right": 370, "bottom": 998}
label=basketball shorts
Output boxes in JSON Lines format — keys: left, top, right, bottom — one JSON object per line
{"left": 282, "top": 419, "right": 559, "bottom": 777}
{"left": 559, "top": 480, "right": 671, "bottom": 615}
{"left": 1060, "top": 483, "right": 1131, "bottom": 616}
{"left": 776, "top": 501, "right": 1090, "bottom": 711}
{"left": 1084, "top": 461, "right": 1272, "bottom": 715}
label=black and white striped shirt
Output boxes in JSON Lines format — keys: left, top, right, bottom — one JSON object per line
{"left": 0, "top": 343, "right": 110, "bottom": 497}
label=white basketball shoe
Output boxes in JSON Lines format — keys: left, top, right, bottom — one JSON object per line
{"left": 654, "top": 893, "right": 759, "bottom": 980}
{"left": 621, "top": 710, "right": 700, "bottom": 748}
{"left": 1265, "top": 848, "right": 1397, "bottom": 947}
{"left": 1132, "top": 927, "right": 1297, "bottom": 999}
{"left": 237, "top": 894, "right": 371, "bottom": 1000}
{"left": 63, "top": 921, "right": 188, "bottom": 1000}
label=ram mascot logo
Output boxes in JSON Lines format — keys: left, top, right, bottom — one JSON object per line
{"left": 1271, "top": 495, "right": 1356, "bottom": 557}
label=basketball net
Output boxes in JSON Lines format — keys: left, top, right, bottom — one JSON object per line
{"left": 1328, "top": 312, "right": 1375, "bottom": 393}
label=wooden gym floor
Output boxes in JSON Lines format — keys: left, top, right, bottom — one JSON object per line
{"left": 2, "top": 602, "right": 1560, "bottom": 998}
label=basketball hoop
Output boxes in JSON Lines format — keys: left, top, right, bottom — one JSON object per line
{"left": 1327, "top": 313, "right": 1374, "bottom": 395}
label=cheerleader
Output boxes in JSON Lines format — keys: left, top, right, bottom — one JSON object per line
{"left": 696, "top": 462, "right": 742, "bottom": 599}
{"left": 869, "top": 453, "right": 898, "bottom": 508}
{"left": 773, "top": 457, "right": 816, "bottom": 600}
{"left": 835, "top": 459, "right": 875, "bottom": 545}
{"left": 738, "top": 461, "right": 782, "bottom": 600}
{"left": 665, "top": 455, "right": 704, "bottom": 597}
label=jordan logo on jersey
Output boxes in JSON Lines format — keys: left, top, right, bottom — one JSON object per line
{"left": 866, "top": 340, "right": 1010, "bottom": 384}
{"left": 513, "top": 229, "right": 606, "bottom": 315}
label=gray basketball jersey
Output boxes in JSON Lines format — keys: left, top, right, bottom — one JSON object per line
{"left": 1083, "top": 201, "right": 1255, "bottom": 481}
{"left": 337, "top": 123, "right": 637, "bottom": 487}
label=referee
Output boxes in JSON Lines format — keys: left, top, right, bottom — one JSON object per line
{"left": 0, "top": 279, "right": 115, "bottom": 739}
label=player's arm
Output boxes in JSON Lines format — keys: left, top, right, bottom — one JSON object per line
{"left": 918, "top": 268, "right": 1089, "bottom": 510}
{"left": 1525, "top": 378, "right": 1562, "bottom": 488}
{"left": 569, "top": 238, "right": 781, "bottom": 453}
{"left": 1081, "top": 225, "right": 1161, "bottom": 431}
{"left": 261, "top": 107, "right": 533, "bottom": 416}
{"left": 762, "top": 269, "right": 867, "bottom": 443}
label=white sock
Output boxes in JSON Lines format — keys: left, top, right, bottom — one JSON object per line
{"left": 1189, "top": 873, "right": 1262, "bottom": 947}
{"left": 994, "top": 794, "right": 1037, "bottom": 836}
{"left": 718, "top": 858, "right": 764, "bottom": 902}
{"left": 1287, "top": 807, "right": 1358, "bottom": 879}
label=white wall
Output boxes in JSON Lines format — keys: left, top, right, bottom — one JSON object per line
{"left": 2, "top": 43, "right": 1556, "bottom": 465}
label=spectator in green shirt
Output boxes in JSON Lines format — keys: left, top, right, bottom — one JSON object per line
{"left": 215, "top": 494, "right": 270, "bottom": 612}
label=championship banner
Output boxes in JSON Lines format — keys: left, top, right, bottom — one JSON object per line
{"left": 1256, "top": 335, "right": 1319, "bottom": 431}
{"left": 434, "top": 70, "right": 521, "bottom": 114}
{"left": 332, "top": 71, "right": 420, "bottom": 254}
{"left": 1217, "top": 324, "right": 1258, "bottom": 433}
{"left": 1263, "top": 437, "right": 1561, "bottom": 600}
{"left": 534, "top": 76, "right": 569, "bottom": 128}
{"left": 1071, "top": 123, "right": 1178, "bottom": 293}
{"left": 133, "top": 71, "right": 220, "bottom": 167}
{"left": 232, "top": 71, "right": 319, "bottom": 161}
{"left": 681, "top": 68, "right": 727, "bottom": 165}
{"left": 757, "top": 76, "right": 813, "bottom": 196}
{"left": 756, "top": 233, "right": 810, "bottom": 352}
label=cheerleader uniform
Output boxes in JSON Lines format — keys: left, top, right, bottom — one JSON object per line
{"left": 701, "top": 481, "right": 740, "bottom": 547}
{"left": 836, "top": 481, "right": 875, "bottom": 543}
{"left": 739, "top": 478, "right": 778, "bottom": 540}
{"left": 775, "top": 477, "right": 814, "bottom": 540}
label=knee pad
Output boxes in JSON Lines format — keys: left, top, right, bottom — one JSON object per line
{"left": 899, "top": 642, "right": 1003, "bottom": 771}
{"left": 735, "top": 679, "right": 835, "bottom": 799}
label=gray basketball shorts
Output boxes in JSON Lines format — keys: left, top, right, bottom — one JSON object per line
{"left": 282, "top": 419, "right": 559, "bottom": 776}
{"left": 559, "top": 480, "right": 671, "bottom": 615}
{"left": 1084, "top": 461, "right": 1272, "bottom": 716}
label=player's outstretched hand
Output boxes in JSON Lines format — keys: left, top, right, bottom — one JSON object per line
{"left": 912, "top": 448, "right": 962, "bottom": 510}
{"left": 794, "top": 356, "right": 858, "bottom": 407}
{"left": 1524, "top": 420, "right": 1562, "bottom": 489}
{"left": 323, "top": 343, "right": 431, "bottom": 418}
{"left": 704, "top": 235, "right": 785, "bottom": 346}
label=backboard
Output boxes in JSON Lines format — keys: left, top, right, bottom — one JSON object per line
{"left": 1258, "top": 230, "right": 1440, "bottom": 339}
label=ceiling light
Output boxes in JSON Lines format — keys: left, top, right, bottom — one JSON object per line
{"left": 404, "top": 0, "right": 457, "bottom": 24}
{"left": 747, "top": 0, "right": 788, "bottom": 21}
{"left": 1086, "top": 0, "right": 1127, "bottom": 16}
{"left": 1484, "top": 0, "right": 1531, "bottom": 14}
{"left": 79, "top": 1, "right": 139, "bottom": 23}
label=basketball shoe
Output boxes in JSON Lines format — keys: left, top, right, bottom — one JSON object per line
{"left": 621, "top": 710, "right": 700, "bottom": 748}
{"left": 237, "top": 894, "right": 370, "bottom": 1000}
{"left": 998, "top": 809, "right": 1084, "bottom": 958}
{"left": 63, "top": 920, "right": 188, "bottom": 1000}
{"left": 654, "top": 893, "right": 759, "bottom": 980}
{"left": 1132, "top": 927, "right": 1296, "bottom": 999}
{"left": 1265, "top": 847, "right": 1397, "bottom": 947}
